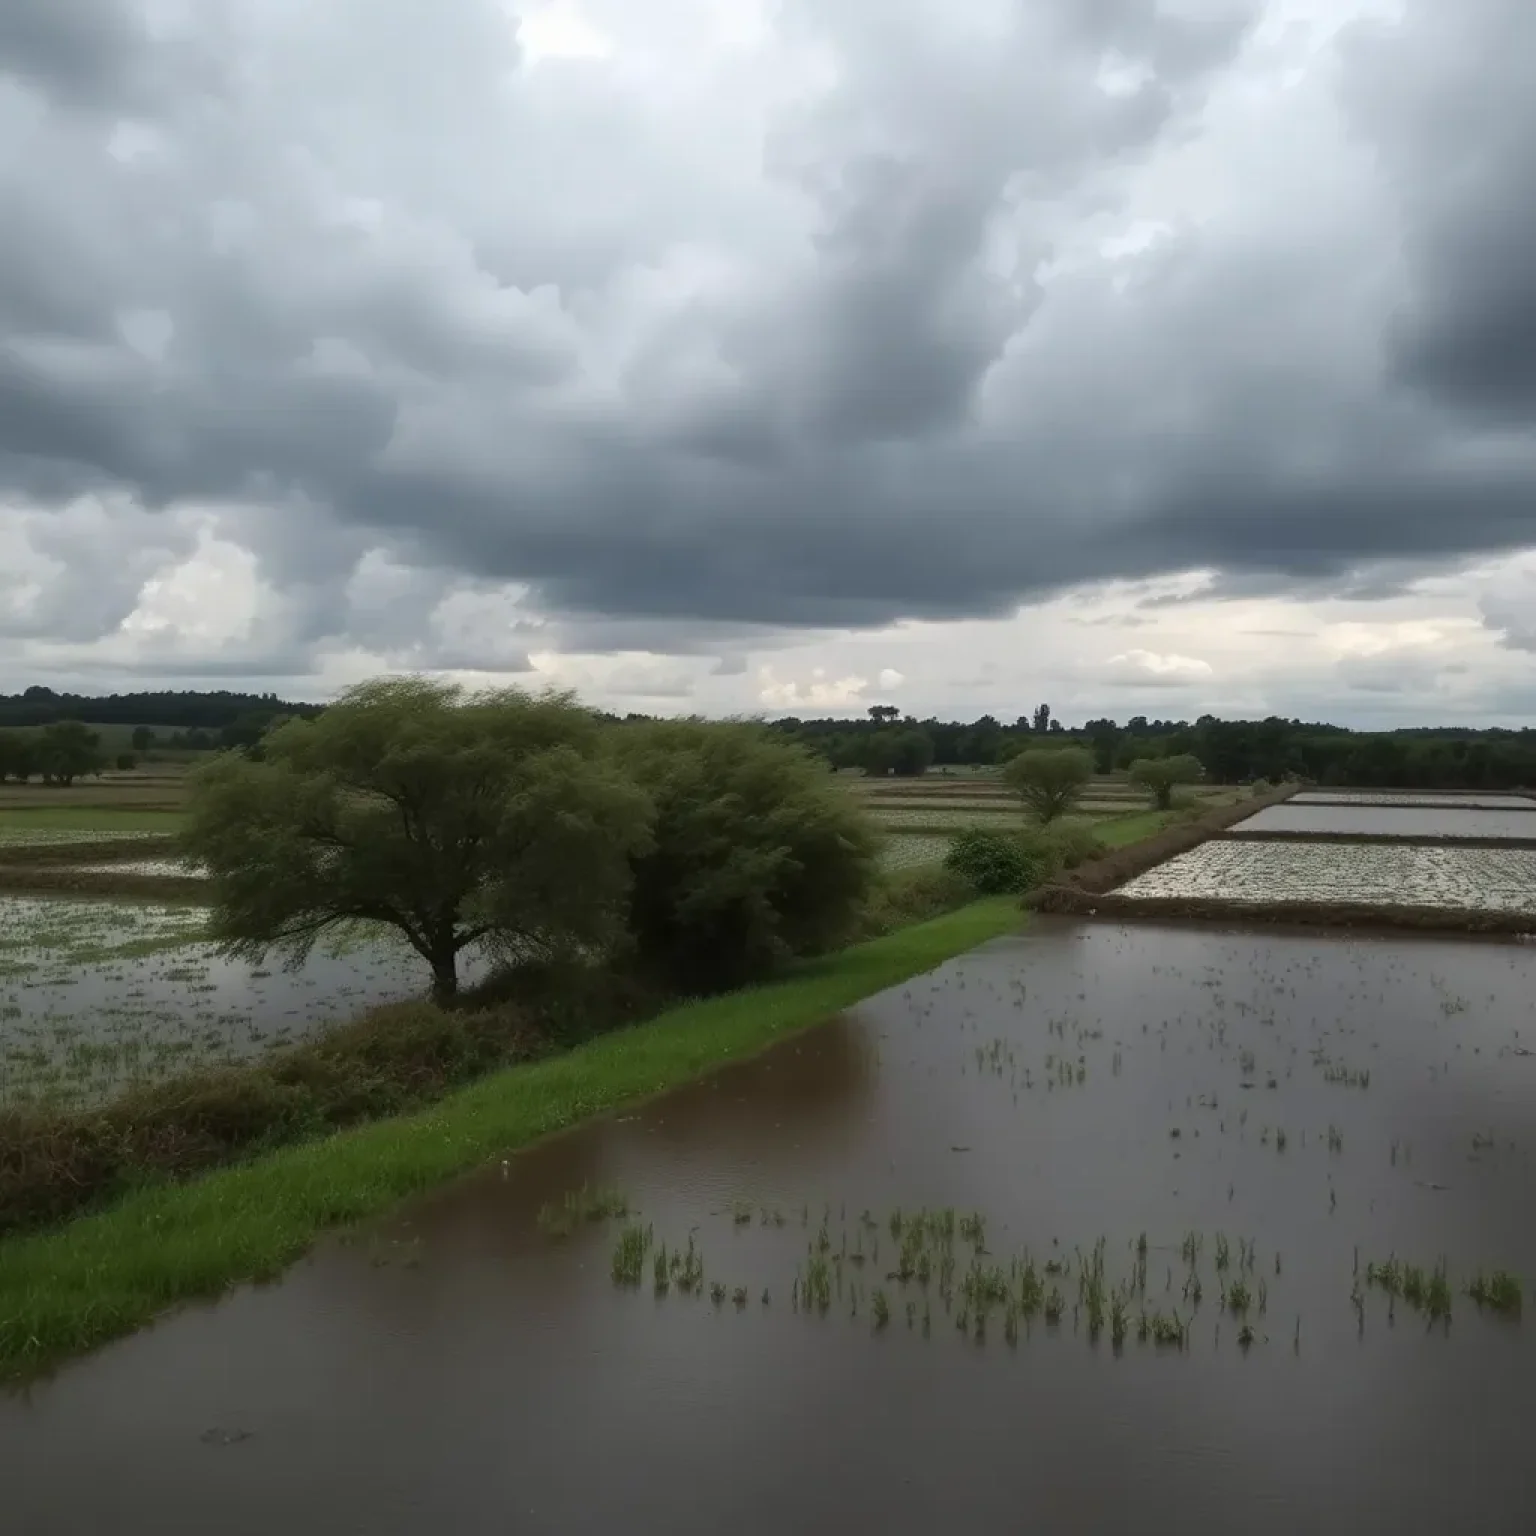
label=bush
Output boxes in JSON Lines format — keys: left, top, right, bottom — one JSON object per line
{"left": 855, "top": 864, "right": 976, "bottom": 937}
{"left": 606, "top": 720, "right": 880, "bottom": 993}
{"left": 1036, "top": 821, "right": 1103, "bottom": 871}
{"left": 944, "top": 823, "right": 1102, "bottom": 895}
{"left": 945, "top": 828, "right": 1041, "bottom": 894}
{"left": 115, "top": 753, "right": 137, "bottom": 771}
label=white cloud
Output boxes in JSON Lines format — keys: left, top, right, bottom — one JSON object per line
{"left": 1102, "top": 648, "right": 1215, "bottom": 685}
{"left": 756, "top": 665, "right": 869, "bottom": 710}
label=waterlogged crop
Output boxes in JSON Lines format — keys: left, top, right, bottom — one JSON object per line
{"left": 1115, "top": 841, "right": 1536, "bottom": 913}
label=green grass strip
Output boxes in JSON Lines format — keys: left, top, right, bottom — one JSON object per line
{"left": 0, "top": 808, "right": 185, "bottom": 835}
{"left": 0, "top": 896, "right": 1020, "bottom": 1378}
{"left": 1095, "top": 809, "right": 1178, "bottom": 847}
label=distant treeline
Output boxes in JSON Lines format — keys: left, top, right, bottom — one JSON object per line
{"left": 1, "top": 687, "right": 1532, "bottom": 789}
{"left": 0, "top": 688, "right": 322, "bottom": 733}
{"left": 764, "top": 709, "right": 1536, "bottom": 790}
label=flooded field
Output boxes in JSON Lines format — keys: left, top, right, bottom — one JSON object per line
{"left": 1291, "top": 791, "right": 1535, "bottom": 809}
{"left": 1114, "top": 840, "right": 1536, "bottom": 911}
{"left": 3, "top": 920, "right": 1532, "bottom": 1534}
{"left": 0, "top": 895, "right": 464, "bottom": 1108}
{"left": 0, "top": 827, "right": 166, "bottom": 850}
{"left": 1236, "top": 803, "right": 1536, "bottom": 839}
{"left": 878, "top": 833, "right": 951, "bottom": 870}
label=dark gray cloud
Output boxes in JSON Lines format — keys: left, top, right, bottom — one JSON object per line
{"left": 0, "top": 0, "right": 146, "bottom": 106}
{"left": 1, "top": 0, "right": 1533, "bottom": 675}
{"left": 1342, "top": 0, "right": 1536, "bottom": 417}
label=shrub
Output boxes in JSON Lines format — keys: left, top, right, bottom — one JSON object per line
{"left": 606, "top": 720, "right": 880, "bottom": 993}
{"left": 945, "top": 829, "right": 1040, "bottom": 894}
{"left": 944, "top": 823, "right": 1102, "bottom": 895}
{"left": 856, "top": 864, "right": 976, "bottom": 937}
{"left": 1036, "top": 821, "right": 1103, "bottom": 871}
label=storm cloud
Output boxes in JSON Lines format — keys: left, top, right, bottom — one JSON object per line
{"left": 1, "top": 0, "right": 1533, "bottom": 704}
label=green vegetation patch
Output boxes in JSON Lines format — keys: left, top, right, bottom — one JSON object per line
{"left": 0, "top": 808, "right": 185, "bottom": 837}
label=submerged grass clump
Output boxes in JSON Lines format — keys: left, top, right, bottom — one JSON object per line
{"left": 610, "top": 1222, "right": 654, "bottom": 1285}
{"left": 1468, "top": 1269, "right": 1523, "bottom": 1315}
{"left": 538, "top": 1184, "right": 631, "bottom": 1237}
{"left": 1364, "top": 1255, "right": 1453, "bottom": 1324}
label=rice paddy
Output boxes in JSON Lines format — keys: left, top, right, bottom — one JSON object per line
{"left": 1112, "top": 840, "right": 1536, "bottom": 911}
{"left": 1290, "top": 791, "right": 1535, "bottom": 809}
{"left": 877, "top": 833, "right": 954, "bottom": 870}
{"left": 1235, "top": 803, "right": 1536, "bottom": 839}
{"left": 0, "top": 894, "right": 476, "bottom": 1109}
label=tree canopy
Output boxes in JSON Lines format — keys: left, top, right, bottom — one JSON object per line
{"left": 606, "top": 718, "right": 880, "bottom": 992}
{"left": 180, "top": 678, "right": 652, "bottom": 1002}
{"left": 1002, "top": 746, "right": 1094, "bottom": 823}
{"left": 1128, "top": 753, "right": 1204, "bottom": 809}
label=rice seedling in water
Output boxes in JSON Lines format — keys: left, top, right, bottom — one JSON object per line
{"left": 871, "top": 1289, "right": 891, "bottom": 1330}
{"left": 1468, "top": 1269, "right": 1522, "bottom": 1315}
{"left": 1110, "top": 1291, "right": 1128, "bottom": 1350}
{"left": 958, "top": 1211, "right": 987, "bottom": 1252}
{"left": 669, "top": 1235, "right": 704, "bottom": 1294}
{"left": 710, "top": 1282, "right": 727, "bottom": 1307}
{"left": 610, "top": 1222, "right": 654, "bottom": 1286}
{"left": 1365, "top": 1254, "right": 1452, "bottom": 1325}
{"left": 538, "top": 1184, "right": 631, "bottom": 1237}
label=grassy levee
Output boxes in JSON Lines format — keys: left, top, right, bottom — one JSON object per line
{"left": 0, "top": 897, "right": 1021, "bottom": 1379}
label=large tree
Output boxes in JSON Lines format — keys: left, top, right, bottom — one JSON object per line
{"left": 1003, "top": 746, "right": 1094, "bottom": 823}
{"left": 181, "top": 678, "right": 651, "bottom": 1003}
{"left": 36, "top": 720, "right": 103, "bottom": 785}
{"left": 606, "top": 719, "right": 880, "bottom": 993}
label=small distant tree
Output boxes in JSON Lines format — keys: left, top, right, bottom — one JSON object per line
{"left": 607, "top": 719, "right": 880, "bottom": 993}
{"left": 1128, "top": 754, "right": 1204, "bottom": 810}
{"left": 180, "top": 678, "right": 652, "bottom": 1004}
{"left": 1003, "top": 746, "right": 1093, "bottom": 824}
{"left": 35, "top": 720, "right": 103, "bottom": 786}
{"left": 131, "top": 725, "right": 155, "bottom": 752}
{"left": 867, "top": 704, "right": 901, "bottom": 725}
{"left": 115, "top": 752, "right": 138, "bottom": 771}
{"left": 1032, "top": 702, "right": 1051, "bottom": 735}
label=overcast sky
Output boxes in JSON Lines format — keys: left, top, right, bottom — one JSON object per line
{"left": 2, "top": 0, "right": 1534, "bottom": 725}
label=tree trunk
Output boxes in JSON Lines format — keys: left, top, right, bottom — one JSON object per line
{"left": 429, "top": 951, "right": 459, "bottom": 1007}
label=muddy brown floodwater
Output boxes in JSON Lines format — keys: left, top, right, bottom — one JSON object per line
{"left": 4, "top": 919, "right": 1536, "bottom": 1535}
